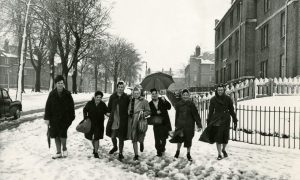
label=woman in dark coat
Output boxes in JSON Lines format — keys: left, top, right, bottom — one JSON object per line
{"left": 105, "top": 81, "right": 130, "bottom": 160}
{"left": 83, "top": 91, "right": 109, "bottom": 158}
{"left": 149, "top": 88, "right": 172, "bottom": 157}
{"left": 171, "top": 89, "right": 202, "bottom": 161}
{"left": 44, "top": 75, "right": 75, "bottom": 159}
{"left": 199, "top": 85, "right": 238, "bottom": 160}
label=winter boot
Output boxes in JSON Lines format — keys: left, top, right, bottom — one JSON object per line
{"left": 94, "top": 153, "right": 100, "bottom": 158}
{"left": 187, "top": 153, "right": 192, "bottom": 161}
{"left": 118, "top": 153, "right": 124, "bottom": 160}
{"left": 133, "top": 155, "right": 139, "bottom": 161}
{"left": 109, "top": 146, "right": 118, "bottom": 154}
{"left": 174, "top": 150, "right": 180, "bottom": 158}
{"left": 140, "top": 143, "right": 144, "bottom": 152}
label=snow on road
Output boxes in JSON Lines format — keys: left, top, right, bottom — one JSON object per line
{"left": 1, "top": 96, "right": 300, "bottom": 180}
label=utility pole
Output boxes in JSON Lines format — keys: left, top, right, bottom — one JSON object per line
{"left": 16, "top": 0, "right": 31, "bottom": 101}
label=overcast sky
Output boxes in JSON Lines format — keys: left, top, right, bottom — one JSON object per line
{"left": 108, "top": 0, "right": 232, "bottom": 75}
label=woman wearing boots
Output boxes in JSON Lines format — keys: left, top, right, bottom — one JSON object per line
{"left": 171, "top": 89, "right": 202, "bottom": 161}
{"left": 83, "top": 91, "right": 109, "bottom": 158}
{"left": 127, "top": 87, "right": 150, "bottom": 161}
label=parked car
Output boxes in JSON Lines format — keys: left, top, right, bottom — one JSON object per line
{"left": 0, "top": 88, "right": 22, "bottom": 119}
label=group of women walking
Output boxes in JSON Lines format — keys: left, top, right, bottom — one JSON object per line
{"left": 44, "top": 75, "right": 238, "bottom": 161}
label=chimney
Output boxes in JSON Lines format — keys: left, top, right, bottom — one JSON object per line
{"left": 215, "top": 19, "right": 220, "bottom": 26}
{"left": 195, "top": 46, "right": 201, "bottom": 57}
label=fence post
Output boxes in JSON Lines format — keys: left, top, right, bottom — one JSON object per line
{"left": 269, "top": 78, "right": 274, "bottom": 96}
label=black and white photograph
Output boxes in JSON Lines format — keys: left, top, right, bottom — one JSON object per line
{"left": 0, "top": 0, "right": 300, "bottom": 179}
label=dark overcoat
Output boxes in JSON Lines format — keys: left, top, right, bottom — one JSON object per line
{"left": 149, "top": 97, "right": 172, "bottom": 139}
{"left": 105, "top": 92, "right": 130, "bottom": 139}
{"left": 199, "top": 93, "right": 238, "bottom": 143}
{"left": 174, "top": 99, "right": 202, "bottom": 141}
{"left": 44, "top": 88, "right": 75, "bottom": 137}
{"left": 83, "top": 99, "right": 108, "bottom": 139}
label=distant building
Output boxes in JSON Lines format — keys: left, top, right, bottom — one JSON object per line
{"left": 215, "top": 0, "right": 300, "bottom": 84}
{"left": 185, "top": 46, "right": 215, "bottom": 89}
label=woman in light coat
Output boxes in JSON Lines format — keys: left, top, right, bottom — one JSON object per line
{"left": 127, "top": 87, "right": 150, "bottom": 160}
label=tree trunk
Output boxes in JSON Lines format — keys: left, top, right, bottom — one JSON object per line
{"left": 72, "top": 61, "right": 78, "bottom": 94}
{"left": 113, "top": 62, "right": 119, "bottom": 92}
{"left": 35, "top": 68, "right": 41, "bottom": 92}
{"left": 48, "top": 34, "right": 57, "bottom": 91}
{"left": 94, "top": 64, "right": 98, "bottom": 92}
{"left": 104, "top": 69, "right": 108, "bottom": 93}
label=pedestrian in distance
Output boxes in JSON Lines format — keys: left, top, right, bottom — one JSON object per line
{"left": 106, "top": 81, "right": 130, "bottom": 161}
{"left": 148, "top": 88, "right": 172, "bottom": 157}
{"left": 44, "top": 75, "right": 75, "bottom": 159}
{"left": 170, "top": 89, "right": 202, "bottom": 161}
{"left": 199, "top": 84, "right": 238, "bottom": 160}
{"left": 127, "top": 86, "right": 150, "bottom": 161}
{"left": 83, "top": 91, "right": 110, "bottom": 158}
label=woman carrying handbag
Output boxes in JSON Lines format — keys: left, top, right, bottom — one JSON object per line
{"left": 82, "top": 91, "right": 110, "bottom": 158}
{"left": 127, "top": 87, "right": 150, "bottom": 161}
{"left": 148, "top": 88, "right": 172, "bottom": 157}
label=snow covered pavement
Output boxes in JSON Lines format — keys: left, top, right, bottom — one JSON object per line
{"left": 1, "top": 103, "right": 300, "bottom": 180}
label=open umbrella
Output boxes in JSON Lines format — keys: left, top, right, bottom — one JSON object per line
{"left": 140, "top": 72, "right": 174, "bottom": 91}
{"left": 47, "top": 125, "right": 51, "bottom": 148}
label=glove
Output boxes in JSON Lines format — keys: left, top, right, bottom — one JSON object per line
{"left": 233, "top": 122, "right": 237, "bottom": 131}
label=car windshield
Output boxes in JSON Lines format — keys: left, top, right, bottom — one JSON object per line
{"left": 2, "top": 90, "right": 9, "bottom": 98}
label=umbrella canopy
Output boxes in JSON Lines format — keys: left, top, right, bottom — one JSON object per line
{"left": 140, "top": 72, "right": 174, "bottom": 91}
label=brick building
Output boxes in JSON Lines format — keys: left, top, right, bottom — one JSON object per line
{"left": 185, "top": 46, "right": 215, "bottom": 88}
{"left": 215, "top": 0, "right": 300, "bottom": 84}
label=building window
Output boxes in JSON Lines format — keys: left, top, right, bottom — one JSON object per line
{"left": 235, "top": 31, "right": 239, "bottom": 52}
{"left": 264, "top": 0, "right": 270, "bottom": 13}
{"left": 280, "top": 12, "right": 286, "bottom": 38}
{"left": 223, "top": 67, "right": 226, "bottom": 82}
{"left": 230, "top": 11, "right": 233, "bottom": 28}
{"left": 227, "top": 64, "right": 232, "bottom": 80}
{"left": 221, "top": 22, "right": 225, "bottom": 38}
{"left": 210, "top": 65, "right": 214, "bottom": 71}
{"left": 217, "top": 28, "right": 220, "bottom": 42}
{"left": 280, "top": 54, "right": 286, "bottom": 78}
{"left": 261, "top": 24, "right": 269, "bottom": 49}
{"left": 234, "top": 60, "right": 239, "bottom": 78}
{"left": 216, "top": 70, "right": 219, "bottom": 84}
{"left": 261, "top": 60, "right": 268, "bottom": 78}
{"left": 220, "top": 68, "right": 223, "bottom": 83}
{"left": 4, "top": 58, "right": 9, "bottom": 64}
{"left": 221, "top": 45, "right": 224, "bottom": 61}
{"left": 229, "top": 36, "right": 232, "bottom": 56}
{"left": 216, "top": 48, "right": 219, "bottom": 61}
{"left": 237, "top": 2, "right": 241, "bottom": 22}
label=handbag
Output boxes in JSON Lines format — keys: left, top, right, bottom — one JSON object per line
{"left": 76, "top": 118, "right": 91, "bottom": 133}
{"left": 138, "top": 111, "right": 148, "bottom": 133}
{"left": 147, "top": 115, "right": 163, "bottom": 125}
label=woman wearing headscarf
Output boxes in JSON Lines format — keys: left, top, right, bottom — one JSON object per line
{"left": 170, "top": 89, "right": 202, "bottom": 161}
{"left": 127, "top": 87, "right": 150, "bottom": 161}
{"left": 200, "top": 85, "right": 238, "bottom": 160}
{"left": 83, "top": 91, "right": 109, "bottom": 158}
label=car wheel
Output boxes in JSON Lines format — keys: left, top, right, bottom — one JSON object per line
{"left": 10, "top": 107, "right": 21, "bottom": 119}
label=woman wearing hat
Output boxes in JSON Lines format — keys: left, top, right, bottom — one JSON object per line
{"left": 171, "top": 89, "right": 202, "bottom": 161}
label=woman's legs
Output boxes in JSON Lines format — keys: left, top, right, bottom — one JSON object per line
{"left": 133, "top": 141, "right": 138, "bottom": 156}
{"left": 55, "top": 137, "right": 61, "bottom": 153}
{"left": 60, "top": 138, "right": 67, "bottom": 151}
{"left": 174, "top": 143, "right": 182, "bottom": 158}
{"left": 216, "top": 143, "right": 222, "bottom": 155}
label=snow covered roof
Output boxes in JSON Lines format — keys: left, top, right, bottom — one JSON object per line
{"left": 2, "top": 52, "right": 18, "bottom": 58}
{"left": 201, "top": 59, "right": 214, "bottom": 65}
